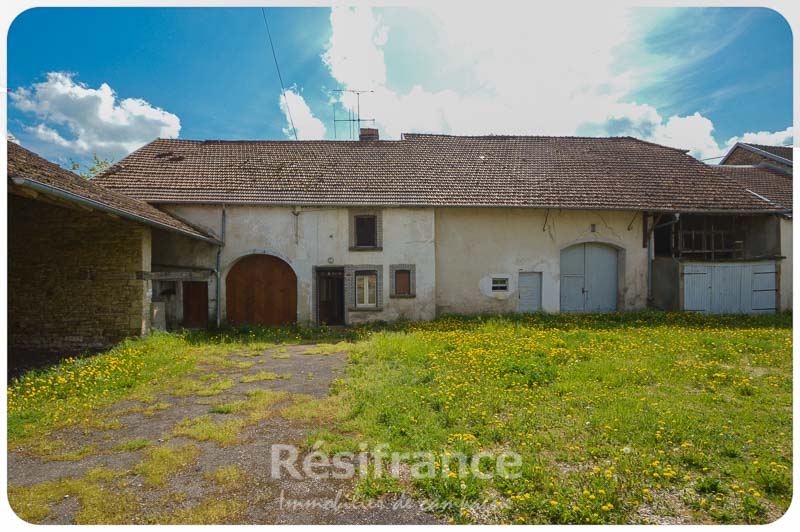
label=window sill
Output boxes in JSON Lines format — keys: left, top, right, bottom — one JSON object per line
{"left": 348, "top": 306, "right": 383, "bottom": 312}
{"left": 389, "top": 294, "right": 416, "bottom": 299}
{"left": 349, "top": 246, "right": 383, "bottom": 252}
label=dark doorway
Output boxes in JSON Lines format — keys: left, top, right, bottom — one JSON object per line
{"left": 317, "top": 268, "right": 345, "bottom": 325}
{"left": 182, "top": 281, "right": 209, "bottom": 328}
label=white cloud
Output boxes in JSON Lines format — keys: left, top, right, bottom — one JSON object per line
{"left": 321, "top": 6, "right": 791, "bottom": 160}
{"left": 323, "top": 6, "right": 388, "bottom": 90}
{"left": 652, "top": 113, "right": 721, "bottom": 160}
{"left": 725, "top": 126, "right": 793, "bottom": 149}
{"left": 7, "top": 132, "right": 21, "bottom": 145}
{"left": 322, "top": 5, "right": 639, "bottom": 138}
{"left": 10, "top": 72, "right": 180, "bottom": 159}
{"left": 23, "top": 123, "right": 73, "bottom": 148}
{"left": 279, "top": 89, "right": 326, "bottom": 140}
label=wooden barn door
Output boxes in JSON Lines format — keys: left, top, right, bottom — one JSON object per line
{"left": 182, "top": 281, "right": 209, "bottom": 328}
{"left": 226, "top": 255, "right": 297, "bottom": 326}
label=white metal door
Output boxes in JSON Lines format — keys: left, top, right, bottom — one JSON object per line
{"left": 518, "top": 272, "right": 542, "bottom": 312}
{"left": 560, "top": 243, "right": 618, "bottom": 312}
{"left": 751, "top": 262, "right": 777, "bottom": 313}
{"left": 683, "top": 264, "right": 710, "bottom": 312}
{"left": 585, "top": 244, "right": 618, "bottom": 312}
{"left": 560, "top": 244, "right": 586, "bottom": 312}
{"left": 683, "top": 261, "right": 777, "bottom": 314}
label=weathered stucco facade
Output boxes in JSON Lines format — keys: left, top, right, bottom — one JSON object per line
{"left": 155, "top": 204, "right": 437, "bottom": 324}
{"left": 151, "top": 204, "right": 652, "bottom": 324}
{"left": 434, "top": 208, "right": 648, "bottom": 314}
{"left": 8, "top": 195, "right": 152, "bottom": 352}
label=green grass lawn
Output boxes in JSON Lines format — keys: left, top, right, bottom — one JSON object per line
{"left": 331, "top": 312, "right": 792, "bottom": 524}
{"left": 7, "top": 312, "right": 792, "bottom": 524}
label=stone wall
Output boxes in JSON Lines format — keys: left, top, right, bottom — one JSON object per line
{"left": 8, "top": 194, "right": 152, "bottom": 352}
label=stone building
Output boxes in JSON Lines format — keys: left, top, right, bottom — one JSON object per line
{"left": 7, "top": 141, "right": 218, "bottom": 367}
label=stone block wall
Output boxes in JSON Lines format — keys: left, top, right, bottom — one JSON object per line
{"left": 8, "top": 194, "right": 152, "bottom": 352}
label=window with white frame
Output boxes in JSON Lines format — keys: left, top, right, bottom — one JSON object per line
{"left": 491, "top": 277, "right": 509, "bottom": 292}
{"left": 355, "top": 271, "right": 378, "bottom": 307}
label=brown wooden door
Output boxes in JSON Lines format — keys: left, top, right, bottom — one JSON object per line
{"left": 317, "top": 269, "right": 345, "bottom": 325}
{"left": 182, "top": 281, "right": 208, "bottom": 328}
{"left": 226, "top": 255, "right": 297, "bottom": 326}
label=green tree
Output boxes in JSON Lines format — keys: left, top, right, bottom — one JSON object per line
{"left": 70, "top": 153, "right": 113, "bottom": 179}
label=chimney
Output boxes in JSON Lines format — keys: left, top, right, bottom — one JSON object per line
{"left": 359, "top": 127, "right": 379, "bottom": 141}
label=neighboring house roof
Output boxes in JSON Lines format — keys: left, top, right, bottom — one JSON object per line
{"left": 93, "top": 134, "right": 784, "bottom": 214}
{"left": 714, "top": 164, "right": 793, "bottom": 211}
{"left": 7, "top": 141, "right": 220, "bottom": 244}
{"left": 720, "top": 142, "right": 793, "bottom": 167}
{"left": 748, "top": 143, "right": 793, "bottom": 162}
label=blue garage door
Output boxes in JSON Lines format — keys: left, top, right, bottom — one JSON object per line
{"left": 560, "top": 243, "right": 618, "bottom": 312}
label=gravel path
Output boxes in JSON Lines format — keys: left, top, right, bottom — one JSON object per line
{"left": 7, "top": 344, "right": 440, "bottom": 525}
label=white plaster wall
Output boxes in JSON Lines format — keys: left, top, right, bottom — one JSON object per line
{"left": 780, "top": 217, "right": 792, "bottom": 310}
{"left": 156, "top": 205, "right": 437, "bottom": 324}
{"left": 434, "top": 208, "right": 648, "bottom": 314}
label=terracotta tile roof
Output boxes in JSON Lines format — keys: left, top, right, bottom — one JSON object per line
{"left": 747, "top": 143, "right": 793, "bottom": 162}
{"left": 7, "top": 141, "right": 219, "bottom": 243}
{"left": 714, "top": 164, "right": 793, "bottom": 211}
{"left": 93, "top": 134, "right": 784, "bottom": 213}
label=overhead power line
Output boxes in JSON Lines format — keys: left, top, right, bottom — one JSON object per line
{"left": 260, "top": 8, "right": 298, "bottom": 140}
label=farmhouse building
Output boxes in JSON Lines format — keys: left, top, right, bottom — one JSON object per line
{"left": 86, "top": 131, "right": 789, "bottom": 327}
{"left": 7, "top": 141, "right": 218, "bottom": 364}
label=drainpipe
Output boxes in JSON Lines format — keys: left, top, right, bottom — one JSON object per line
{"left": 215, "top": 205, "right": 227, "bottom": 328}
{"left": 292, "top": 206, "right": 300, "bottom": 244}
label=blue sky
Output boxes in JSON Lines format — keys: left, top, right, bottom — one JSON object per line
{"left": 6, "top": 5, "right": 793, "bottom": 167}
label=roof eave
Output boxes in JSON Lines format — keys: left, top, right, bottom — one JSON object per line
{"left": 10, "top": 176, "right": 222, "bottom": 245}
{"left": 136, "top": 198, "right": 785, "bottom": 215}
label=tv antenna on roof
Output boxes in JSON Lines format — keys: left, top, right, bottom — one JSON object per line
{"left": 332, "top": 89, "right": 375, "bottom": 140}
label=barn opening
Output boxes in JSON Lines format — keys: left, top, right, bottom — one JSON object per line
{"left": 651, "top": 213, "right": 784, "bottom": 314}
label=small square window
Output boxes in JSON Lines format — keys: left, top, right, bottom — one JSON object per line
{"left": 355, "top": 271, "right": 378, "bottom": 307}
{"left": 491, "top": 277, "right": 509, "bottom": 292}
{"left": 354, "top": 215, "right": 377, "bottom": 248}
{"left": 395, "top": 269, "right": 411, "bottom": 296}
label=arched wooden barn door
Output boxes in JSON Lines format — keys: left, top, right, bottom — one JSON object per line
{"left": 226, "top": 255, "right": 297, "bottom": 325}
